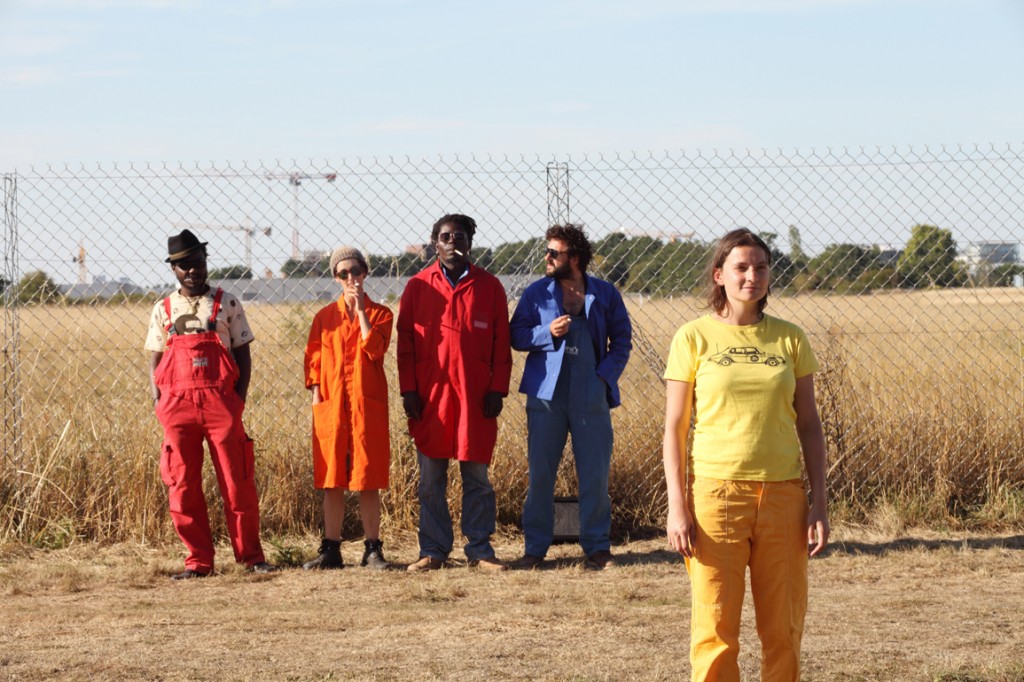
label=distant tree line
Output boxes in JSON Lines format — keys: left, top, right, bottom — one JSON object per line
{"left": 191, "top": 223, "right": 1024, "bottom": 294}
{"left": 278, "top": 238, "right": 552, "bottom": 280}
{"left": 10, "top": 270, "right": 157, "bottom": 305}
{"left": 10, "top": 223, "right": 1019, "bottom": 305}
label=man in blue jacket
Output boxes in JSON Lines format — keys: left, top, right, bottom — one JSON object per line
{"left": 509, "top": 224, "right": 632, "bottom": 570}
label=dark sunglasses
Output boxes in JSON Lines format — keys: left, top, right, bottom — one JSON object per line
{"left": 335, "top": 266, "right": 364, "bottom": 279}
{"left": 438, "top": 232, "right": 468, "bottom": 244}
{"left": 545, "top": 247, "right": 569, "bottom": 260}
{"left": 171, "top": 258, "right": 205, "bottom": 271}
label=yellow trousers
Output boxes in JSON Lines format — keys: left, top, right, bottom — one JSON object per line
{"left": 685, "top": 477, "right": 808, "bottom": 682}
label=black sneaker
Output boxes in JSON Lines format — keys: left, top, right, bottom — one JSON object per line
{"left": 361, "top": 539, "right": 389, "bottom": 570}
{"left": 170, "top": 568, "right": 210, "bottom": 580}
{"left": 248, "top": 561, "right": 279, "bottom": 574}
{"left": 303, "top": 539, "right": 344, "bottom": 570}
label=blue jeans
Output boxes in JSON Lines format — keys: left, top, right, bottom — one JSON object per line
{"left": 417, "top": 451, "right": 497, "bottom": 561}
{"left": 522, "top": 394, "right": 613, "bottom": 557}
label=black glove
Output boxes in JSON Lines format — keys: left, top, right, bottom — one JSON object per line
{"left": 483, "top": 391, "right": 505, "bottom": 419}
{"left": 402, "top": 391, "right": 424, "bottom": 420}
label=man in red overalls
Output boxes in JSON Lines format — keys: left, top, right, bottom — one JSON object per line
{"left": 145, "top": 229, "right": 276, "bottom": 579}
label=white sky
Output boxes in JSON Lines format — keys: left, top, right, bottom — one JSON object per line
{"left": 2, "top": 0, "right": 1023, "bottom": 169}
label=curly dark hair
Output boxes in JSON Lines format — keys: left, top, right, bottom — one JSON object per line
{"left": 431, "top": 214, "right": 477, "bottom": 243}
{"left": 545, "top": 223, "right": 593, "bottom": 272}
{"left": 703, "top": 228, "right": 773, "bottom": 315}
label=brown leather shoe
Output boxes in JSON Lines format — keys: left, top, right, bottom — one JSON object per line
{"left": 406, "top": 556, "right": 444, "bottom": 573}
{"left": 468, "top": 556, "right": 508, "bottom": 571}
{"left": 511, "top": 554, "right": 544, "bottom": 570}
{"left": 586, "top": 550, "right": 617, "bottom": 570}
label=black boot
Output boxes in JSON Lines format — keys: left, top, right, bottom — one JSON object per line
{"left": 303, "top": 538, "right": 344, "bottom": 570}
{"left": 361, "top": 539, "right": 389, "bottom": 570}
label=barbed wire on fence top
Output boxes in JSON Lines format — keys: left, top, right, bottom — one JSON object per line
{"left": 3, "top": 143, "right": 1024, "bottom": 540}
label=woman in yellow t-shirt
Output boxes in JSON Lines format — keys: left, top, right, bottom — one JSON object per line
{"left": 662, "top": 228, "right": 829, "bottom": 682}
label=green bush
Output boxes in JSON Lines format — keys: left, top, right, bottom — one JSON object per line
{"left": 16, "top": 271, "right": 62, "bottom": 304}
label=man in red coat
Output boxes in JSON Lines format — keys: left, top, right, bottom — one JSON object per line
{"left": 397, "top": 214, "right": 513, "bottom": 572}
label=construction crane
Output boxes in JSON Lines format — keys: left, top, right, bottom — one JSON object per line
{"left": 173, "top": 219, "right": 271, "bottom": 274}
{"left": 264, "top": 171, "right": 338, "bottom": 260}
{"left": 71, "top": 241, "right": 87, "bottom": 284}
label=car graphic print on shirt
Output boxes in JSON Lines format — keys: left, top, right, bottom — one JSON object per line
{"left": 708, "top": 346, "right": 786, "bottom": 367}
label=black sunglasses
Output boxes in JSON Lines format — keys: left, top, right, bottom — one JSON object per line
{"left": 545, "top": 247, "right": 569, "bottom": 260}
{"left": 171, "top": 258, "right": 205, "bottom": 271}
{"left": 438, "top": 232, "right": 468, "bottom": 243}
{"left": 336, "top": 266, "right": 364, "bottom": 279}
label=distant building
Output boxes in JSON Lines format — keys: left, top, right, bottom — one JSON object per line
{"left": 64, "top": 269, "right": 535, "bottom": 304}
{"left": 61, "top": 275, "right": 149, "bottom": 300}
{"left": 957, "top": 241, "right": 1019, "bottom": 273}
{"left": 206, "top": 273, "right": 533, "bottom": 304}
{"left": 214, "top": 277, "right": 368, "bottom": 304}
{"left": 405, "top": 243, "right": 434, "bottom": 259}
{"left": 873, "top": 246, "right": 901, "bottom": 268}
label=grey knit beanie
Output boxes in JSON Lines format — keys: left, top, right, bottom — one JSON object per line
{"left": 329, "top": 246, "right": 368, "bottom": 275}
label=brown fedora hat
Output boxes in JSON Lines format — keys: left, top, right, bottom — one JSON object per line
{"left": 166, "top": 229, "right": 208, "bottom": 263}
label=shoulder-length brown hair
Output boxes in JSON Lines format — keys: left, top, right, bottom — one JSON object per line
{"left": 703, "top": 228, "right": 773, "bottom": 315}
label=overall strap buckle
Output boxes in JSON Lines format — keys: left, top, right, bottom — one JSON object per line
{"left": 206, "top": 288, "right": 224, "bottom": 331}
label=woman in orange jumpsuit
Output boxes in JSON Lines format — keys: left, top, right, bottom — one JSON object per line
{"left": 303, "top": 246, "right": 393, "bottom": 569}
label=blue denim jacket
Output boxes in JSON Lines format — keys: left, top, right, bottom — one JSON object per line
{"left": 510, "top": 275, "right": 632, "bottom": 407}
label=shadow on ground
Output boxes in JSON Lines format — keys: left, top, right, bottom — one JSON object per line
{"left": 821, "top": 534, "right": 1024, "bottom": 557}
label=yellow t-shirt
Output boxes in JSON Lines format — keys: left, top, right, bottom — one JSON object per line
{"left": 663, "top": 314, "right": 819, "bottom": 481}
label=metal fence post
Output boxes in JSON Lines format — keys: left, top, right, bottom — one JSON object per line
{"left": 2, "top": 173, "right": 21, "bottom": 470}
{"left": 546, "top": 162, "right": 570, "bottom": 225}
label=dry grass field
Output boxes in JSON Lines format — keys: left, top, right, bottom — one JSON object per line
{"left": 1, "top": 527, "right": 1023, "bottom": 681}
{"left": 3, "top": 288, "right": 1024, "bottom": 679}
{"left": 2, "top": 288, "right": 1024, "bottom": 546}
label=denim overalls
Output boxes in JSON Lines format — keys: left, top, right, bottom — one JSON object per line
{"left": 523, "top": 314, "right": 614, "bottom": 558}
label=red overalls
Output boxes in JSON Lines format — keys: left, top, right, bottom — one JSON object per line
{"left": 153, "top": 289, "right": 265, "bottom": 572}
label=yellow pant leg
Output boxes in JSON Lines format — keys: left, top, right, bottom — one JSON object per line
{"left": 749, "top": 479, "right": 808, "bottom": 682}
{"left": 686, "top": 478, "right": 759, "bottom": 682}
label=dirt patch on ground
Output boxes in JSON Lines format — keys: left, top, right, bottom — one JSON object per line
{"left": 1, "top": 529, "right": 1022, "bottom": 681}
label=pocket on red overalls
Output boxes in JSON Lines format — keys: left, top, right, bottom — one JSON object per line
{"left": 154, "top": 390, "right": 177, "bottom": 420}
{"left": 242, "top": 435, "right": 255, "bottom": 481}
{"left": 191, "top": 336, "right": 237, "bottom": 388}
{"left": 159, "top": 442, "right": 179, "bottom": 487}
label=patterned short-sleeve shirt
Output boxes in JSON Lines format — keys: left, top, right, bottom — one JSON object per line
{"left": 144, "top": 288, "right": 254, "bottom": 352}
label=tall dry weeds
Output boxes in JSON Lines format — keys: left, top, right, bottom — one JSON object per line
{"left": 3, "top": 291, "right": 1024, "bottom": 546}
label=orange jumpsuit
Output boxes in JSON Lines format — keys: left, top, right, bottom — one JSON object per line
{"left": 304, "top": 295, "right": 393, "bottom": 490}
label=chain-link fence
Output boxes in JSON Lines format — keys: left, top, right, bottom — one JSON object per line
{"left": 3, "top": 144, "right": 1024, "bottom": 543}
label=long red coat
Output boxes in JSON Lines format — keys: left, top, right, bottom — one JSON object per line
{"left": 304, "top": 295, "right": 393, "bottom": 490}
{"left": 396, "top": 263, "right": 512, "bottom": 463}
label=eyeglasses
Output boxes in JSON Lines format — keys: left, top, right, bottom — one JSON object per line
{"left": 545, "top": 248, "right": 569, "bottom": 260}
{"left": 438, "top": 232, "right": 468, "bottom": 244}
{"left": 335, "top": 266, "right": 364, "bottom": 279}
